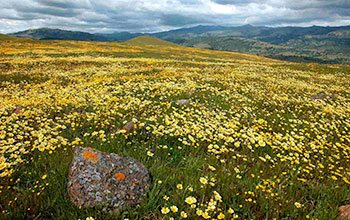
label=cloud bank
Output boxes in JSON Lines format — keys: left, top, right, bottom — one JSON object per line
{"left": 0, "top": 0, "right": 350, "bottom": 33}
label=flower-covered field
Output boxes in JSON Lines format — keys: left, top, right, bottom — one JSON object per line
{"left": 0, "top": 37, "right": 350, "bottom": 220}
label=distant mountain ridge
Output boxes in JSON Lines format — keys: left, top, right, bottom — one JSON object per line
{"left": 11, "top": 25, "right": 350, "bottom": 43}
{"left": 7, "top": 25, "right": 350, "bottom": 64}
{"left": 10, "top": 28, "right": 109, "bottom": 41}
{"left": 152, "top": 25, "right": 350, "bottom": 44}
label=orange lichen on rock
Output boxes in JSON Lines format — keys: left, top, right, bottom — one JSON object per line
{"left": 115, "top": 172, "right": 125, "bottom": 180}
{"left": 339, "top": 205, "right": 350, "bottom": 220}
{"left": 82, "top": 150, "right": 99, "bottom": 163}
{"left": 121, "top": 122, "right": 135, "bottom": 132}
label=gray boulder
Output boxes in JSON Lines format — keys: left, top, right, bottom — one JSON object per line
{"left": 310, "top": 94, "right": 333, "bottom": 100}
{"left": 175, "top": 99, "right": 191, "bottom": 105}
{"left": 67, "top": 147, "right": 151, "bottom": 212}
{"left": 121, "top": 122, "right": 136, "bottom": 133}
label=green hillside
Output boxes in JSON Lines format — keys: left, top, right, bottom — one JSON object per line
{"left": 0, "top": 34, "right": 19, "bottom": 40}
{"left": 151, "top": 25, "right": 350, "bottom": 64}
{"left": 124, "top": 35, "right": 180, "bottom": 47}
{"left": 182, "top": 35, "right": 350, "bottom": 64}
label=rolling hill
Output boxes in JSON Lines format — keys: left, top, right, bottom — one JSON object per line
{"left": 0, "top": 33, "right": 19, "bottom": 40}
{"left": 182, "top": 36, "right": 350, "bottom": 64}
{"left": 97, "top": 31, "right": 142, "bottom": 41}
{"left": 151, "top": 25, "right": 350, "bottom": 64}
{"left": 124, "top": 35, "right": 180, "bottom": 47}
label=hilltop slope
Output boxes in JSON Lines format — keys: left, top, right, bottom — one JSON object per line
{"left": 124, "top": 35, "right": 180, "bottom": 47}
{"left": 0, "top": 35, "right": 275, "bottom": 63}
{"left": 182, "top": 36, "right": 350, "bottom": 64}
{"left": 96, "top": 31, "right": 142, "bottom": 41}
{"left": 0, "top": 34, "right": 18, "bottom": 40}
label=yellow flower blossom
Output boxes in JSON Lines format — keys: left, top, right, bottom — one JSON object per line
{"left": 161, "top": 207, "right": 170, "bottom": 214}
{"left": 200, "top": 177, "right": 208, "bottom": 185}
{"left": 294, "top": 202, "right": 302, "bottom": 208}
{"left": 170, "top": 205, "right": 178, "bottom": 213}
{"left": 185, "top": 196, "right": 197, "bottom": 205}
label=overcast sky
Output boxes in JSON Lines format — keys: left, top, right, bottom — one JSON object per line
{"left": 1, "top": 0, "right": 350, "bottom": 34}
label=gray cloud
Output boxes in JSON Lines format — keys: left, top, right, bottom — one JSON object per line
{"left": 0, "top": 0, "right": 349, "bottom": 34}
{"left": 159, "top": 14, "right": 211, "bottom": 27}
{"left": 211, "top": 0, "right": 250, "bottom": 5}
{"left": 33, "top": 0, "right": 89, "bottom": 9}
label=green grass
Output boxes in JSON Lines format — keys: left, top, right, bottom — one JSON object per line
{"left": 0, "top": 38, "right": 349, "bottom": 220}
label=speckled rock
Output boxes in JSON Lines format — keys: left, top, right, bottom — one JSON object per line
{"left": 12, "top": 107, "right": 23, "bottom": 115}
{"left": 67, "top": 147, "right": 151, "bottom": 212}
{"left": 339, "top": 205, "right": 350, "bottom": 220}
{"left": 311, "top": 94, "right": 333, "bottom": 100}
{"left": 121, "top": 122, "right": 136, "bottom": 133}
{"left": 175, "top": 99, "right": 190, "bottom": 105}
